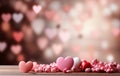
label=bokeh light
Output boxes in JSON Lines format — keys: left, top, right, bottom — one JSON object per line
{"left": 0, "top": 0, "right": 120, "bottom": 65}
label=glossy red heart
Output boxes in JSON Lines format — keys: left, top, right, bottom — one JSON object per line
{"left": 13, "top": 32, "right": 23, "bottom": 42}
{"left": 19, "top": 61, "right": 33, "bottom": 73}
{"left": 80, "top": 60, "right": 91, "bottom": 71}
{"left": 56, "top": 56, "right": 74, "bottom": 71}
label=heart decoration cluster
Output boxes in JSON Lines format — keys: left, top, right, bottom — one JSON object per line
{"left": 1, "top": 13, "right": 24, "bottom": 23}
{"left": 1, "top": 5, "right": 42, "bottom": 23}
{"left": 0, "top": 41, "right": 22, "bottom": 55}
{"left": 19, "top": 56, "right": 120, "bottom": 73}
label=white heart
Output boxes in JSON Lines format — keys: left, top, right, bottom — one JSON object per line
{"left": 31, "top": 18, "right": 45, "bottom": 35}
{"left": 33, "top": 5, "right": 42, "bottom": 14}
{"left": 12, "top": 13, "right": 23, "bottom": 23}
{"left": 0, "top": 42, "right": 7, "bottom": 52}
{"left": 72, "top": 57, "right": 81, "bottom": 70}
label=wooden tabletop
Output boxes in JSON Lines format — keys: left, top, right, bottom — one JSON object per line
{"left": 0, "top": 66, "right": 120, "bottom": 76}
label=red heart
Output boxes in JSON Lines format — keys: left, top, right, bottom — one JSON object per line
{"left": 1, "top": 13, "right": 11, "bottom": 22}
{"left": 19, "top": 61, "right": 33, "bottom": 73}
{"left": 13, "top": 32, "right": 23, "bottom": 42}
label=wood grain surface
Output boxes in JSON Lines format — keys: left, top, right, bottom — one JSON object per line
{"left": 0, "top": 66, "right": 120, "bottom": 76}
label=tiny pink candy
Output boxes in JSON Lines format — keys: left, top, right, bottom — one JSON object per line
{"left": 85, "top": 68, "right": 91, "bottom": 72}
{"left": 91, "top": 59, "right": 99, "bottom": 65}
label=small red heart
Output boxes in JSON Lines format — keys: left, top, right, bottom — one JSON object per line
{"left": 80, "top": 60, "right": 91, "bottom": 71}
{"left": 19, "top": 61, "right": 33, "bottom": 73}
{"left": 13, "top": 32, "right": 23, "bottom": 42}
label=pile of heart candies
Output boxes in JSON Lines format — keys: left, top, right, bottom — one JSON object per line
{"left": 19, "top": 56, "right": 120, "bottom": 73}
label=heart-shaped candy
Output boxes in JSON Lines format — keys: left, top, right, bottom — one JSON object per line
{"left": 56, "top": 56, "right": 74, "bottom": 71}
{"left": 19, "top": 61, "right": 33, "bottom": 73}
{"left": 72, "top": 57, "right": 81, "bottom": 70}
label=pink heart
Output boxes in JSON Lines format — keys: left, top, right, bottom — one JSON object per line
{"left": 45, "top": 28, "right": 57, "bottom": 39}
{"left": 59, "top": 30, "right": 71, "bottom": 43}
{"left": 13, "top": 32, "right": 23, "bottom": 42}
{"left": 56, "top": 56, "right": 74, "bottom": 71}
{"left": 37, "top": 37, "right": 48, "bottom": 50}
{"left": 0, "top": 42, "right": 7, "bottom": 52}
{"left": 112, "top": 28, "right": 120, "bottom": 37}
{"left": 11, "top": 45, "right": 22, "bottom": 55}
{"left": 1, "top": 13, "right": 11, "bottom": 22}
{"left": 52, "top": 43, "right": 63, "bottom": 55}
{"left": 19, "top": 61, "right": 33, "bottom": 73}
{"left": 33, "top": 5, "right": 42, "bottom": 14}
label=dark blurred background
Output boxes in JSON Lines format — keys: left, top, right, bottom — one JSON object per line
{"left": 0, "top": 0, "right": 120, "bottom": 65}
